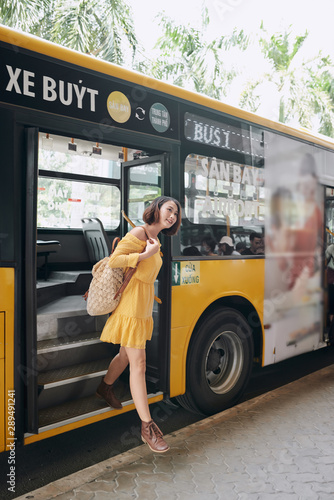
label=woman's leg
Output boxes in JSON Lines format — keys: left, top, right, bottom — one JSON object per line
{"left": 104, "top": 346, "right": 129, "bottom": 385}
{"left": 124, "top": 346, "right": 151, "bottom": 422}
{"left": 96, "top": 347, "right": 129, "bottom": 409}
{"left": 125, "top": 346, "right": 169, "bottom": 452}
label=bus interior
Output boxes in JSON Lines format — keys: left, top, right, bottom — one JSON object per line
{"left": 34, "top": 132, "right": 165, "bottom": 433}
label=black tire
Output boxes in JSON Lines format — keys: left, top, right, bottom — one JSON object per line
{"left": 177, "top": 308, "right": 254, "bottom": 415}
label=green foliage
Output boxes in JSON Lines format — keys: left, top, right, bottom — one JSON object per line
{"left": 307, "top": 61, "right": 334, "bottom": 137}
{"left": 0, "top": 0, "right": 137, "bottom": 64}
{"left": 136, "top": 9, "right": 248, "bottom": 100}
{"left": 239, "top": 25, "right": 334, "bottom": 136}
{"left": 259, "top": 23, "right": 308, "bottom": 71}
{"left": 0, "top": 0, "right": 48, "bottom": 31}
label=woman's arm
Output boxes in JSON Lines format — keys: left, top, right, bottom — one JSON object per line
{"left": 108, "top": 229, "right": 159, "bottom": 269}
{"left": 108, "top": 246, "right": 140, "bottom": 269}
{"left": 138, "top": 239, "right": 160, "bottom": 262}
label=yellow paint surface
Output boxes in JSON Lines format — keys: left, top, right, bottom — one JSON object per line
{"left": 170, "top": 259, "right": 264, "bottom": 397}
{"left": 0, "top": 268, "right": 15, "bottom": 452}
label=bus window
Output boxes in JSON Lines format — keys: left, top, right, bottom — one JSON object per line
{"left": 37, "top": 134, "right": 121, "bottom": 230}
{"left": 182, "top": 153, "right": 265, "bottom": 252}
{"left": 37, "top": 177, "right": 120, "bottom": 230}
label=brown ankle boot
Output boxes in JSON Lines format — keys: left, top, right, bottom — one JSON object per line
{"left": 141, "top": 420, "right": 169, "bottom": 453}
{"left": 96, "top": 377, "right": 122, "bottom": 409}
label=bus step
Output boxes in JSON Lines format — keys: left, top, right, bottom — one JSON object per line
{"left": 38, "top": 388, "right": 130, "bottom": 429}
{"left": 37, "top": 271, "right": 92, "bottom": 308}
{"left": 145, "top": 375, "right": 159, "bottom": 392}
{"left": 36, "top": 389, "right": 163, "bottom": 431}
{"left": 36, "top": 294, "right": 108, "bottom": 341}
{"left": 37, "top": 331, "right": 117, "bottom": 371}
{"left": 37, "top": 358, "right": 111, "bottom": 409}
{"left": 37, "top": 282, "right": 67, "bottom": 309}
{"left": 48, "top": 269, "right": 91, "bottom": 284}
{"left": 63, "top": 271, "right": 92, "bottom": 295}
{"left": 37, "top": 357, "right": 159, "bottom": 411}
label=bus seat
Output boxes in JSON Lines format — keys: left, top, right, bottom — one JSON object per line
{"left": 81, "top": 217, "right": 111, "bottom": 264}
{"left": 37, "top": 240, "right": 61, "bottom": 280}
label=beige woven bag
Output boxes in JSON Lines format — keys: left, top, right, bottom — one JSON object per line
{"left": 84, "top": 224, "right": 161, "bottom": 316}
{"left": 85, "top": 237, "right": 124, "bottom": 316}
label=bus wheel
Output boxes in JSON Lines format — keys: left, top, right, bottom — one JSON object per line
{"left": 178, "top": 308, "right": 254, "bottom": 416}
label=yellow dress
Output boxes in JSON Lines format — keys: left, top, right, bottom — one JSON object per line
{"left": 100, "top": 233, "right": 162, "bottom": 349}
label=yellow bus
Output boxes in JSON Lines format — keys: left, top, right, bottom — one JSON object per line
{"left": 1, "top": 25, "right": 333, "bottom": 452}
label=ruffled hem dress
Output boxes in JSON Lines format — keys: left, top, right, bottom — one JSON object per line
{"left": 100, "top": 232, "right": 162, "bottom": 349}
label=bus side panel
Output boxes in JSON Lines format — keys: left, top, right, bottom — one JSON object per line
{"left": 169, "top": 259, "right": 265, "bottom": 397}
{"left": 169, "top": 326, "right": 191, "bottom": 398}
{"left": 0, "top": 268, "right": 15, "bottom": 452}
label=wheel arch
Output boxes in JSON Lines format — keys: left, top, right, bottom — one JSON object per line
{"left": 188, "top": 295, "right": 263, "bottom": 365}
{"left": 176, "top": 295, "right": 264, "bottom": 415}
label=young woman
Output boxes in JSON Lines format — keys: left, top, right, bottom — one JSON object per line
{"left": 97, "top": 196, "right": 181, "bottom": 453}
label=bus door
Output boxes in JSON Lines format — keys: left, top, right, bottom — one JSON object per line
{"left": 121, "top": 154, "right": 171, "bottom": 393}
{"left": 26, "top": 127, "right": 39, "bottom": 434}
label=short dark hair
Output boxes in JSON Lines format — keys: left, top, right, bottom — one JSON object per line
{"left": 143, "top": 196, "right": 181, "bottom": 236}
{"left": 183, "top": 246, "right": 201, "bottom": 256}
{"left": 202, "top": 237, "right": 216, "bottom": 252}
{"left": 250, "top": 232, "right": 262, "bottom": 241}
{"left": 236, "top": 241, "right": 246, "bottom": 253}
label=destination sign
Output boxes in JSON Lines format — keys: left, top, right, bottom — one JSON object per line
{"left": 184, "top": 112, "right": 264, "bottom": 160}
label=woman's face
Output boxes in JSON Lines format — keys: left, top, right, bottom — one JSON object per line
{"left": 159, "top": 201, "right": 179, "bottom": 230}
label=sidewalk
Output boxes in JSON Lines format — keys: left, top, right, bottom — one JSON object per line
{"left": 16, "top": 364, "right": 334, "bottom": 500}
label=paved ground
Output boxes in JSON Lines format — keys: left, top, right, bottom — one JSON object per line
{"left": 15, "top": 364, "right": 334, "bottom": 500}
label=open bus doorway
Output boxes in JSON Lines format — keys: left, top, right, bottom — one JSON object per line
{"left": 28, "top": 131, "right": 170, "bottom": 437}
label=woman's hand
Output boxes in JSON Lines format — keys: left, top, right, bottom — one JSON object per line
{"left": 138, "top": 238, "right": 160, "bottom": 261}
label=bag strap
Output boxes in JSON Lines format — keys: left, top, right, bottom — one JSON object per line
{"left": 138, "top": 226, "right": 162, "bottom": 303}
{"left": 114, "top": 267, "right": 137, "bottom": 299}
{"left": 113, "top": 227, "right": 149, "bottom": 300}
{"left": 139, "top": 225, "right": 150, "bottom": 241}
{"left": 111, "top": 236, "right": 120, "bottom": 254}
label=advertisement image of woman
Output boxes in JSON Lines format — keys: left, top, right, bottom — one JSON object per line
{"left": 97, "top": 196, "right": 181, "bottom": 453}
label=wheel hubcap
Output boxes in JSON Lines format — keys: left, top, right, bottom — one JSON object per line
{"left": 205, "top": 331, "right": 244, "bottom": 394}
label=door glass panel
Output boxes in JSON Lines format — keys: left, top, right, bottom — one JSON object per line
{"left": 126, "top": 161, "right": 162, "bottom": 380}
{"left": 127, "top": 162, "right": 161, "bottom": 227}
